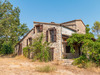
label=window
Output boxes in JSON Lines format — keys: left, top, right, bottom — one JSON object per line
{"left": 36, "top": 26, "right": 40, "bottom": 33}
{"left": 50, "top": 30, "right": 54, "bottom": 42}
{"left": 34, "top": 25, "right": 43, "bottom": 33}
{"left": 27, "top": 38, "right": 32, "bottom": 46}
{"left": 29, "top": 37, "right": 32, "bottom": 45}
{"left": 33, "top": 27, "right": 35, "bottom": 34}
{"left": 66, "top": 46, "right": 70, "bottom": 53}
{"left": 46, "top": 27, "right": 56, "bottom": 42}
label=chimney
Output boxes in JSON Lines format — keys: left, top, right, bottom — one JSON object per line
{"left": 51, "top": 22, "right": 55, "bottom": 23}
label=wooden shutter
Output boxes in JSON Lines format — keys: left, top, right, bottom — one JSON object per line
{"left": 33, "top": 27, "right": 35, "bottom": 33}
{"left": 40, "top": 25, "right": 43, "bottom": 32}
{"left": 46, "top": 30, "right": 48, "bottom": 42}
{"left": 27, "top": 39, "right": 28, "bottom": 46}
{"left": 54, "top": 28, "right": 56, "bottom": 42}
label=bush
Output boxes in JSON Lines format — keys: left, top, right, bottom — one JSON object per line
{"left": 73, "top": 55, "right": 97, "bottom": 68}
{"left": 85, "top": 61, "right": 97, "bottom": 68}
{"left": 31, "top": 34, "right": 50, "bottom": 62}
{"left": 0, "top": 41, "right": 13, "bottom": 54}
{"left": 36, "top": 65, "right": 56, "bottom": 73}
{"left": 82, "top": 40, "right": 100, "bottom": 65}
{"left": 23, "top": 46, "right": 29, "bottom": 57}
{"left": 67, "top": 33, "right": 100, "bottom": 66}
{"left": 73, "top": 55, "right": 87, "bottom": 65}
{"left": 23, "top": 33, "right": 51, "bottom": 62}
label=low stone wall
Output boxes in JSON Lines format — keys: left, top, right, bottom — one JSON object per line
{"left": 63, "top": 53, "right": 79, "bottom": 59}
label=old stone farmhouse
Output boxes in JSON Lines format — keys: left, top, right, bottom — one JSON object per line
{"left": 15, "top": 19, "right": 86, "bottom": 60}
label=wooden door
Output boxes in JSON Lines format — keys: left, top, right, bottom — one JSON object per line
{"left": 50, "top": 48, "right": 54, "bottom": 61}
{"left": 18, "top": 43, "right": 22, "bottom": 55}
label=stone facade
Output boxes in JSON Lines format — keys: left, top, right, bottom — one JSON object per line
{"left": 61, "top": 19, "right": 86, "bottom": 34}
{"left": 15, "top": 19, "right": 86, "bottom": 60}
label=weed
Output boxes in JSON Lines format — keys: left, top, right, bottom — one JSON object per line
{"left": 36, "top": 65, "right": 56, "bottom": 73}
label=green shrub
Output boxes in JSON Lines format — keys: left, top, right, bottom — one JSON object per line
{"left": 23, "top": 46, "right": 29, "bottom": 57}
{"left": 23, "top": 33, "right": 51, "bottom": 62}
{"left": 31, "top": 34, "right": 51, "bottom": 62}
{"left": 1, "top": 41, "right": 13, "bottom": 54}
{"left": 73, "top": 55, "right": 97, "bottom": 68}
{"left": 77, "top": 61, "right": 97, "bottom": 68}
{"left": 85, "top": 61, "right": 97, "bottom": 68}
{"left": 67, "top": 33, "right": 100, "bottom": 66}
{"left": 73, "top": 55, "right": 87, "bottom": 65}
{"left": 82, "top": 40, "right": 100, "bottom": 65}
{"left": 36, "top": 65, "right": 56, "bottom": 73}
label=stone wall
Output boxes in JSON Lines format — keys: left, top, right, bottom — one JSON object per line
{"left": 15, "top": 20, "right": 86, "bottom": 60}
{"left": 15, "top": 23, "right": 62, "bottom": 60}
{"left": 76, "top": 21, "right": 86, "bottom": 34}
{"left": 15, "top": 29, "right": 35, "bottom": 55}
{"left": 62, "top": 20, "right": 86, "bottom": 34}
{"left": 62, "top": 21, "right": 76, "bottom": 30}
{"left": 62, "top": 26, "right": 75, "bottom": 35}
{"left": 42, "top": 24, "right": 62, "bottom": 60}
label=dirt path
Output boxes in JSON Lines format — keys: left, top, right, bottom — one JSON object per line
{"left": 0, "top": 56, "right": 99, "bottom": 75}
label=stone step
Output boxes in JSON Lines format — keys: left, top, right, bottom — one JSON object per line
{"left": 61, "top": 59, "right": 74, "bottom": 65}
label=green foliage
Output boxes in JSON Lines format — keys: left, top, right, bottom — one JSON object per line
{"left": 67, "top": 33, "right": 94, "bottom": 53}
{"left": 67, "top": 33, "right": 94, "bottom": 45}
{"left": 72, "top": 55, "right": 88, "bottom": 68}
{"left": 73, "top": 55, "right": 87, "bottom": 65}
{"left": 73, "top": 56, "right": 96, "bottom": 68}
{"left": 86, "top": 24, "right": 90, "bottom": 34}
{"left": 31, "top": 34, "right": 50, "bottom": 62}
{"left": 36, "top": 65, "right": 56, "bottom": 73}
{"left": 0, "top": 0, "right": 29, "bottom": 53}
{"left": 92, "top": 21, "right": 100, "bottom": 37}
{"left": 82, "top": 40, "right": 100, "bottom": 65}
{"left": 0, "top": 41, "right": 13, "bottom": 54}
{"left": 23, "top": 34, "right": 51, "bottom": 62}
{"left": 67, "top": 33, "right": 100, "bottom": 66}
{"left": 97, "top": 36, "right": 100, "bottom": 42}
{"left": 23, "top": 46, "right": 29, "bottom": 57}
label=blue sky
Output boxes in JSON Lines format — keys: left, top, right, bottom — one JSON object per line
{"left": 9, "top": 0, "right": 100, "bottom": 30}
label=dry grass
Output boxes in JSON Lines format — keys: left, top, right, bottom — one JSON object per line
{"left": 35, "top": 65, "right": 57, "bottom": 73}
{"left": 88, "top": 67, "right": 100, "bottom": 74}
{"left": 0, "top": 57, "right": 99, "bottom": 75}
{"left": 54, "top": 60, "right": 64, "bottom": 65}
{"left": 15, "top": 55, "right": 30, "bottom": 61}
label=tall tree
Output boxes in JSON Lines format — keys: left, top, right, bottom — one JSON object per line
{"left": 92, "top": 21, "right": 100, "bottom": 37}
{"left": 0, "top": 0, "right": 29, "bottom": 50}
{"left": 86, "top": 24, "right": 90, "bottom": 34}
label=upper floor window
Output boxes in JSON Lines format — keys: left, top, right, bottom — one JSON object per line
{"left": 29, "top": 37, "right": 32, "bottom": 45}
{"left": 36, "top": 26, "right": 40, "bottom": 33}
{"left": 50, "top": 30, "right": 55, "bottom": 42}
{"left": 26, "top": 37, "right": 32, "bottom": 46}
{"left": 46, "top": 27, "right": 56, "bottom": 42}
{"left": 33, "top": 25, "right": 43, "bottom": 34}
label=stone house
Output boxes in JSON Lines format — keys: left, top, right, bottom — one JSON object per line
{"left": 15, "top": 19, "right": 86, "bottom": 60}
